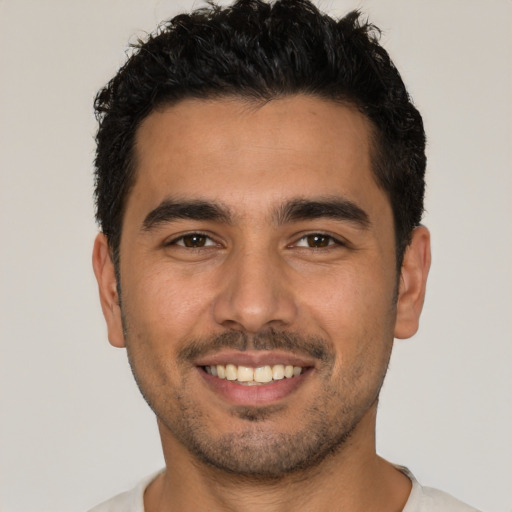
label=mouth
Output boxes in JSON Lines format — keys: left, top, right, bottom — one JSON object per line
{"left": 203, "top": 363, "right": 303, "bottom": 385}
{"left": 195, "top": 351, "right": 315, "bottom": 406}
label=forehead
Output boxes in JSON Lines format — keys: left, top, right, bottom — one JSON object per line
{"left": 128, "top": 95, "right": 386, "bottom": 224}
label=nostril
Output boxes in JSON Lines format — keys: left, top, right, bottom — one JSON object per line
{"left": 211, "top": 263, "right": 298, "bottom": 332}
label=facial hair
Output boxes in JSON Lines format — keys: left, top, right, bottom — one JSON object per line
{"left": 124, "top": 327, "right": 390, "bottom": 481}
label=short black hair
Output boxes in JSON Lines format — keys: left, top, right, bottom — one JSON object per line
{"left": 94, "top": 0, "right": 426, "bottom": 271}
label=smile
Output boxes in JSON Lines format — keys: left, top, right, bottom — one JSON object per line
{"left": 196, "top": 351, "right": 314, "bottom": 405}
{"left": 204, "top": 364, "right": 303, "bottom": 385}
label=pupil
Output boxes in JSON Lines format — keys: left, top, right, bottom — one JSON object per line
{"left": 184, "top": 235, "right": 205, "bottom": 247}
{"left": 308, "top": 235, "right": 329, "bottom": 247}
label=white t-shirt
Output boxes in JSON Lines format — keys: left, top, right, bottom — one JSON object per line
{"left": 88, "top": 467, "right": 481, "bottom": 512}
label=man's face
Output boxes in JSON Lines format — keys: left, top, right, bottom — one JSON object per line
{"left": 95, "top": 95, "right": 424, "bottom": 477}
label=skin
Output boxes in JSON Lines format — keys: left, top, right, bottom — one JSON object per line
{"left": 93, "top": 95, "right": 430, "bottom": 511}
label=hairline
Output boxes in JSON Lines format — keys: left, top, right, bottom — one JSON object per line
{"left": 109, "top": 92, "right": 402, "bottom": 275}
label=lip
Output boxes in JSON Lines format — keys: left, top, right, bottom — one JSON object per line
{"left": 194, "top": 350, "right": 316, "bottom": 406}
{"left": 194, "top": 349, "right": 317, "bottom": 368}
{"left": 199, "top": 366, "right": 312, "bottom": 406}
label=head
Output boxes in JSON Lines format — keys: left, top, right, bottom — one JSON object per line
{"left": 94, "top": 0, "right": 426, "bottom": 276}
{"left": 92, "top": 0, "right": 430, "bottom": 481}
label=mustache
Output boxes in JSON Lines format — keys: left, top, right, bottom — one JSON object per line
{"left": 178, "top": 328, "right": 334, "bottom": 364}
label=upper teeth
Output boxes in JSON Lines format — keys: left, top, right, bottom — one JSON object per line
{"left": 205, "top": 364, "right": 303, "bottom": 384}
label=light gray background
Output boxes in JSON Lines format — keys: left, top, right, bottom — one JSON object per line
{"left": 0, "top": 1, "right": 510, "bottom": 511}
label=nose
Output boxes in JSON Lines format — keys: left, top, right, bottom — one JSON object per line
{"left": 212, "top": 247, "right": 298, "bottom": 333}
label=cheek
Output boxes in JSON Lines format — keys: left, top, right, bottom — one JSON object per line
{"left": 302, "top": 263, "right": 394, "bottom": 321}
{"left": 122, "top": 265, "right": 217, "bottom": 344}
{"left": 300, "top": 265, "right": 396, "bottom": 358}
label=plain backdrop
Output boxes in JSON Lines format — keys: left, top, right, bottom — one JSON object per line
{"left": 0, "top": 1, "right": 511, "bottom": 511}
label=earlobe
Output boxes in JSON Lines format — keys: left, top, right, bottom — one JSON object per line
{"left": 92, "top": 233, "right": 126, "bottom": 348}
{"left": 394, "top": 226, "right": 431, "bottom": 340}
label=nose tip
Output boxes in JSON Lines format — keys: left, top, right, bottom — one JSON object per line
{"left": 218, "top": 302, "right": 283, "bottom": 334}
{"left": 212, "top": 255, "right": 297, "bottom": 333}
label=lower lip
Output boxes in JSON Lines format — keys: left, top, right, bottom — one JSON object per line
{"left": 199, "top": 368, "right": 310, "bottom": 406}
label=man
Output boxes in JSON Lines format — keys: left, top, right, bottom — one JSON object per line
{"left": 90, "top": 0, "right": 479, "bottom": 510}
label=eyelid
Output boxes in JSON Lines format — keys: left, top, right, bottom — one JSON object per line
{"left": 291, "top": 232, "right": 348, "bottom": 248}
{"left": 165, "top": 231, "right": 220, "bottom": 247}
{"left": 163, "top": 230, "right": 348, "bottom": 249}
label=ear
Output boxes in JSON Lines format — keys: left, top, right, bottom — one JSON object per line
{"left": 92, "top": 233, "right": 126, "bottom": 348}
{"left": 394, "top": 226, "right": 431, "bottom": 339}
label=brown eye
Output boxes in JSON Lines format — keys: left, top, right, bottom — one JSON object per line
{"left": 176, "top": 234, "right": 214, "bottom": 248}
{"left": 293, "top": 233, "right": 344, "bottom": 249}
{"left": 306, "top": 234, "right": 332, "bottom": 248}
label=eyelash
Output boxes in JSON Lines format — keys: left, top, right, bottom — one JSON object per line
{"left": 293, "top": 233, "right": 346, "bottom": 249}
{"left": 165, "top": 232, "right": 218, "bottom": 249}
{"left": 165, "top": 232, "right": 346, "bottom": 250}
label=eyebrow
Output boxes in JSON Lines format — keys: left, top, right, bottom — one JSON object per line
{"left": 142, "top": 199, "right": 232, "bottom": 231}
{"left": 141, "top": 196, "right": 370, "bottom": 232}
{"left": 274, "top": 197, "right": 370, "bottom": 228}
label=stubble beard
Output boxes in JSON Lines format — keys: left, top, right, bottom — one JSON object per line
{"left": 124, "top": 328, "right": 391, "bottom": 481}
{"left": 165, "top": 376, "right": 369, "bottom": 480}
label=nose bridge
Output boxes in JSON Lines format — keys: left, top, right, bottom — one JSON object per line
{"left": 212, "top": 240, "right": 296, "bottom": 332}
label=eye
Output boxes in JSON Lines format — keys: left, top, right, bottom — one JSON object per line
{"left": 171, "top": 233, "right": 217, "bottom": 248}
{"left": 294, "top": 233, "right": 341, "bottom": 248}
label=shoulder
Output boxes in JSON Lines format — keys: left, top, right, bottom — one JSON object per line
{"left": 403, "top": 486, "right": 479, "bottom": 512}
{"left": 87, "top": 472, "right": 160, "bottom": 512}
{"left": 87, "top": 487, "right": 141, "bottom": 512}
{"left": 401, "top": 467, "right": 482, "bottom": 512}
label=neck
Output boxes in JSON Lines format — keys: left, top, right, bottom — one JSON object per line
{"left": 144, "top": 407, "right": 411, "bottom": 512}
